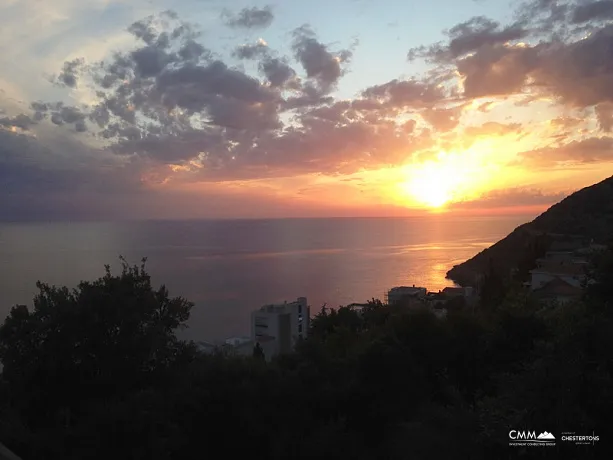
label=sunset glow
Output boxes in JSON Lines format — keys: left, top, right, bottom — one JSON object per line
{"left": 1, "top": 0, "right": 613, "bottom": 220}
{"left": 402, "top": 159, "right": 459, "bottom": 209}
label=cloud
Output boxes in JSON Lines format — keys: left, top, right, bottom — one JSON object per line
{"left": 530, "top": 25, "right": 613, "bottom": 107}
{"left": 0, "top": 113, "right": 36, "bottom": 131}
{"left": 447, "top": 17, "right": 527, "bottom": 58}
{"left": 55, "top": 58, "right": 85, "bottom": 88}
{"left": 0, "top": 126, "right": 145, "bottom": 220}
{"left": 222, "top": 6, "right": 274, "bottom": 29}
{"left": 233, "top": 38, "right": 269, "bottom": 59}
{"left": 407, "top": 3, "right": 613, "bottom": 107}
{"left": 595, "top": 102, "right": 613, "bottom": 132}
{"left": 291, "top": 25, "right": 352, "bottom": 93}
{"left": 457, "top": 44, "right": 540, "bottom": 98}
{"left": 519, "top": 136, "right": 613, "bottom": 166}
{"left": 421, "top": 106, "right": 462, "bottom": 131}
{"left": 6, "top": 3, "right": 613, "bottom": 220}
{"left": 259, "top": 57, "right": 298, "bottom": 88}
{"left": 452, "top": 186, "right": 569, "bottom": 209}
{"left": 361, "top": 78, "right": 445, "bottom": 110}
{"left": 571, "top": 1, "right": 613, "bottom": 24}
{"left": 549, "top": 116, "right": 583, "bottom": 130}
{"left": 23, "top": 12, "right": 402, "bottom": 182}
{"left": 463, "top": 122, "right": 522, "bottom": 138}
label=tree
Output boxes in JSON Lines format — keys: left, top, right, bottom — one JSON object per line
{"left": 253, "top": 342, "right": 265, "bottom": 360}
{"left": 0, "top": 257, "right": 193, "bottom": 432}
{"left": 479, "top": 260, "right": 507, "bottom": 309}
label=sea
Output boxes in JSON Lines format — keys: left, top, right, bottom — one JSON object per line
{"left": 0, "top": 215, "right": 532, "bottom": 341}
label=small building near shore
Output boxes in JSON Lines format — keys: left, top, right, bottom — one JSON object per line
{"left": 386, "top": 286, "right": 427, "bottom": 305}
{"left": 347, "top": 303, "right": 371, "bottom": 314}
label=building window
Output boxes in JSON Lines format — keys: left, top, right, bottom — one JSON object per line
{"left": 298, "top": 324, "right": 303, "bottom": 333}
{"left": 298, "top": 304, "right": 302, "bottom": 314}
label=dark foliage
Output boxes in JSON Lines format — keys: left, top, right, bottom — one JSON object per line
{"left": 0, "top": 253, "right": 611, "bottom": 459}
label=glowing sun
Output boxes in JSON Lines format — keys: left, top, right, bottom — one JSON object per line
{"left": 399, "top": 155, "right": 468, "bottom": 209}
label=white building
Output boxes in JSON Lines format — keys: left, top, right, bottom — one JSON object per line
{"left": 386, "top": 286, "right": 427, "bottom": 305}
{"left": 225, "top": 336, "right": 252, "bottom": 347}
{"left": 347, "top": 302, "right": 371, "bottom": 315}
{"left": 251, "top": 297, "right": 309, "bottom": 360}
{"left": 529, "top": 254, "right": 587, "bottom": 291}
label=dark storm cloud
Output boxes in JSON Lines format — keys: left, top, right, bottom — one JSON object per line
{"left": 222, "top": 6, "right": 274, "bottom": 29}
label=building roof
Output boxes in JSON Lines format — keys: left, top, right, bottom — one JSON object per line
{"left": 257, "top": 297, "right": 306, "bottom": 313}
{"left": 533, "top": 277, "right": 582, "bottom": 298}
{"left": 531, "top": 261, "right": 586, "bottom": 276}
{"left": 442, "top": 287, "right": 464, "bottom": 296}
{"left": 347, "top": 303, "right": 370, "bottom": 309}
{"left": 389, "top": 285, "right": 426, "bottom": 291}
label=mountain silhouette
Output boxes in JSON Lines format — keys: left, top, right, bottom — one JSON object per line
{"left": 447, "top": 175, "right": 613, "bottom": 286}
{"left": 537, "top": 432, "right": 555, "bottom": 440}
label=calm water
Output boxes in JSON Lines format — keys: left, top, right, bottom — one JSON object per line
{"left": 0, "top": 216, "right": 531, "bottom": 341}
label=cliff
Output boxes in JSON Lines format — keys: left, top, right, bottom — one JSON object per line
{"left": 446, "top": 175, "right": 613, "bottom": 286}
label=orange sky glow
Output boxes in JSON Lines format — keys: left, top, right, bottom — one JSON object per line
{"left": 1, "top": 1, "right": 613, "bottom": 220}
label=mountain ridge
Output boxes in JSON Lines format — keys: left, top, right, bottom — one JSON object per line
{"left": 446, "top": 175, "right": 613, "bottom": 286}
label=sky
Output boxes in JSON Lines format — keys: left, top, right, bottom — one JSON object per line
{"left": 1, "top": 0, "right": 613, "bottom": 220}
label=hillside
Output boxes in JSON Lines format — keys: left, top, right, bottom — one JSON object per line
{"left": 447, "top": 175, "right": 613, "bottom": 286}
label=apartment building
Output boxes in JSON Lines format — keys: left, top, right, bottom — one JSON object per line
{"left": 251, "top": 297, "right": 309, "bottom": 359}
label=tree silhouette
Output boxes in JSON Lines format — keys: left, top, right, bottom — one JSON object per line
{"left": 253, "top": 342, "right": 265, "bottom": 360}
{"left": 0, "top": 254, "right": 611, "bottom": 460}
{"left": 0, "top": 257, "right": 193, "bottom": 433}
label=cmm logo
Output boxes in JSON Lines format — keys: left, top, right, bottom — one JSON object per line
{"left": 509, "top": 430, "right": 556, "bottom": 446}
{"left": 510, "top": 431, "right": 538, "bottom": 440}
